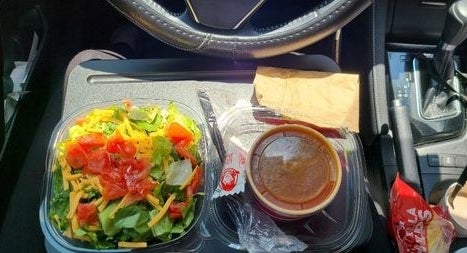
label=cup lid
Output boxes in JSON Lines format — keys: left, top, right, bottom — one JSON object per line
{"left": 246, "top": 124, "right": 342, "bottom": 216}
{"left": 445, "top": 184, "right": 467, "bottom": 233}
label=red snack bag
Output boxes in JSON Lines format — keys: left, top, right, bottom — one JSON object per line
{"left": 389, "top": 174, "right": 455, "bottom": 253}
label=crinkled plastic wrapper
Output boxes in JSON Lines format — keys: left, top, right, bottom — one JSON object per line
{"left": 389, "top": 174, "right": 455, "bottom": 253}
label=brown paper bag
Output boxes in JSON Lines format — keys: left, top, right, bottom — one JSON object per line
{"left": 253, "top": 66, "right": 360, "bottom": 132}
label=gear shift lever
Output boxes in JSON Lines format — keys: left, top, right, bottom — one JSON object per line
{"left": 434, "top": 0, "right": 467, "bottom": 82}
{"left": 387, "top": 1, "right": 467, "bottom": 145}
{"left": 420, "top": 0, "right": 467, "bottom": 119}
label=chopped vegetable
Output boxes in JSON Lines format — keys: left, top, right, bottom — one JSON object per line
{"left": 166, "top": 160, "right": 192, "bottom": 186}
{"left": 76, "top": 203, "right": 98, "bottom": 226}
{"left": 49, "top": 101, "right": 203, "bottom": 249}
{"left": 148, "top": 194, "right": 177, "bottom": 227}
{"left": 118, "top": 241, "right": 148, "bottom": 248}
{"left": 166, "top": 122, "right": 194, "bottom": 144}
{"left": 65, "top": 142, "right": 87, "bottom": 169}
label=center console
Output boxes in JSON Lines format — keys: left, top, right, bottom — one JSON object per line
{"left": 386, "top": 0, "right": 467, "bottom": 203}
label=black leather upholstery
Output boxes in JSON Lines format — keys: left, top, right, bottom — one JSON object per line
{"left": 107, "top": 0, "right": 372, "bottom": 58}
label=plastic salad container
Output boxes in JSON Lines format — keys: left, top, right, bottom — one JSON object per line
{"left": 39, "top": 99, "right": 212, "bottom": 253}
{"left": 203, "top": 106, "right": 373, "bottom": 252}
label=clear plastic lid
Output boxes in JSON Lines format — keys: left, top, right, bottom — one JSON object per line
{"left": 39, "top": 99, "right": 213, "bottom": 252}
{"left": 203, "top": 106, "right": 373, "bottom": 252}
{"left": 247, "top": 124, "right": 342, "bottom": 220}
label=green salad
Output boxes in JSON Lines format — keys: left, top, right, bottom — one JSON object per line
{"left": 49, "top": 100, "right": 204, "bottom": 249}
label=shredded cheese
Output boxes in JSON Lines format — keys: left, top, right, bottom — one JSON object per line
{"left": 128, "top": 135, "right": 153, "bottom": 158}
{"left": 86, "top": 225, "right": 101, "bottom": 232}
{"left": 62, "top": 172, "right": 69, "bottom": 191}
{"left": 118, "top": 241, "right": 147, "bottom": 248}
{"left": 73, "top": 234, "right": 91, "bottom": 242}
{"left": 92, "top": 196, "right": 104, "bottom": 207}
{"left": 98, "top": 199, "right": 109, "bottom": 212}
{"left": 80, "top": 176, "right": 102, "bottom": 194}
{"left": 63, "top": 226, "right": 72, "bottom": 238}
{"left": 147, "top": 194, "right": 176, "bottom": 227}
{"left": 61, "top": 164, "right": 70, "bottom": 191}
{"left": 149, "top": 129, "right": 165, "bottom": 138}
{"left": 71, "top": 215, "right": 79, "bottom": 235}
{"left": 163, "top": 158, "right": 169, "bottom": 174}
{"left": 65, "top": 173, "right": 82, "bottom": 181}
{"left": 146, "top": 194, "right": 162, "bottom": 211}
{"left": 123, "top": 115, "right": 137, "bottom": 137}
{"left": 52, "top": 214, "right": 61, "bottom": 226}
{"left": 179, "top": 165, "right": 199, "bottom": 190}
{"left": 67, "top": 190, "right": 84, "bottom": 219}
{"left": 116, "top": 124, "right": 127, "bottom": 137}
{"left": 70, "top": 180, "right": 80, "bottom": 191}
{"left": 58, "top": 154, "right": 68, "bottom": 170}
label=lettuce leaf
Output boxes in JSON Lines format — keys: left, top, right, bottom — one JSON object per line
{"left": 182, "top": 198, "right": 196, "bottom": 227}
{"left": 167, "top": 102, "right": 202, "bottom": 142}
{"left": 151, "top": 136, "right": 176, "bottom": 180}
{"left": 99, "top": 121, "right": 117, "bottom": 136}
{"left": 152, "top": 136, "right": 174, "bottom": 166}
{"left": 113, "top": 205, "right": 150, "bottom": 232}
{"left": 98, "top": 202, "right": 120, "bottom": 236}
{"left": 154, "top": 182, "right": 186, "bottom": 202}
{"left": 49, "top": 166, "right": 70, "bottom": 231}
{"left": 150, "top": 212, "right": 174, "bottom": 241}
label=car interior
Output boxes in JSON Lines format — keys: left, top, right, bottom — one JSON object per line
{"left": 1, "top": 0, "right": 467, "bottom": 252}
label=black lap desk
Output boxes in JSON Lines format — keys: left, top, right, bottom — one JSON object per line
{"left": 0, "top": 56, "right": 392, "bottom": 252}
{"left": 62, "top": 55, "right": 339, "bottom": 252}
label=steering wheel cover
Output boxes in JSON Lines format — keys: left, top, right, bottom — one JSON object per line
{"left": 107, "top": 0, "right": 372, "bottom": 58}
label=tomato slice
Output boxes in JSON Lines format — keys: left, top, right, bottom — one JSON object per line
{"left": 76, "top": 203, "right": 98, "bottom": 226}
{"left": 185, "top": 167, "right": 202, "bottom": 199}
{"left": 65, "top": 142, "right": 88, "bottom": 169}
{"left": 82, "top": 132, "right": 155, "bottom": 201}
{"left": 99, "top": 169, "right": 127, "bottom": 201}
{"left": 121, "top": 158, "right": 151, "bottom": 183}
{"left": 169, "top": 202, "right": 186, "bottom": 219}
{"left": 128, "top": 179, "right": 157, "bottom": 200}
{"left": 122, "top": 158, "right": 155, "bottom": 199}
{"left": 174, "top": 141, "right": 198, "bottom": 166}
{"left": 99, "top": 156, "right": 155, "bottom": 201}
{"left": 186, "top": 185, "right": 194, "bottom": 199}
{"left": 169, "top": 201, "right": 186, "bottom": 213}
{"left": 84, "top": 148, "right": 110, "bottom": 175}
{"left": 190, "top": 166, "right": 203, "bottom": 193}
{"left": 107, "top": 133, "right": 137, "bottom": 158}
{"left": 169, "top": 211, "right": 183, "bottom": 219}
{"left": 166, "top": 122, "right": 194, "bottom": 144}
{"left": 121, "top": 141, "right": 137, "bottom": 158}
{"left": 122, "top": 99, "right": 132, "bottom": 111}
{"left": 77, "top": 133, "right": 106, "bottom": 152}
{"left": 106, "top": 133, "right": 125, "bottom": 153}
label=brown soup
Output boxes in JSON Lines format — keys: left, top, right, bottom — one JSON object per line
{"left": 249, "top": 124, "right": 340, "bottom": 212}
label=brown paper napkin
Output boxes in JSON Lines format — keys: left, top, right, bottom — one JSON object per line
{"left": 253, "top": 66, "right": 360, "bottom": 132}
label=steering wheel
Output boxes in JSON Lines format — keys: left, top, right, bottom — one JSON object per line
{"left": 106, "top": 0, "right": 372, "bottom": 59}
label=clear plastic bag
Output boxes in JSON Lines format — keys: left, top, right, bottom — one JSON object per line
{"left": 227, "top": 195, "right": 308, "bottom": 253}
{"left": 197, "top": 87, "right": 307, "bottom": 252}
